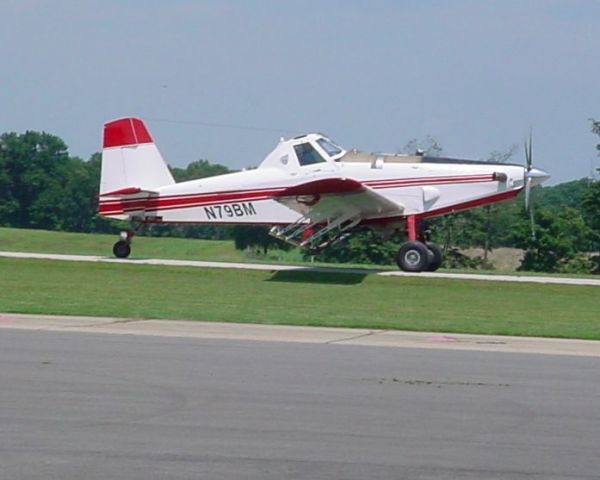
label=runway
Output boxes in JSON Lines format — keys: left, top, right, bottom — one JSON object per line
{"left": 1, "top": 328, "right": 599, "bottom": 479}
{"left": 2, "top": 250, "right": 600, "bottom": 286}
{"left": 2, "top": 313, "right": 600, "bottom": 357}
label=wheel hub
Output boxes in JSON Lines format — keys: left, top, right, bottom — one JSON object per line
{"left": 404, "top": 250, "right": 422, "bottom": 267}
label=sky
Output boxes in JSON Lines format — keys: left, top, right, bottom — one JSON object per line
{"left": 1, "top": 0, "right": 599, "bottom": 185}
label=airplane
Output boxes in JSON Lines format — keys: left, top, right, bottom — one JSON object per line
{"left": 97, "top": 117, "right": 550, "bottom": 272}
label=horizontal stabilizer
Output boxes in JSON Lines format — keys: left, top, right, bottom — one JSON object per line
{"left": 98, "top": 187, "right": 146, "bottom": 197}
{"left": 97, "top": 185, "right": 160, "bottom": 218}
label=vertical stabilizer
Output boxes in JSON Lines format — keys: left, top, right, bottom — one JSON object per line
{"left": 100, "top": 117, "right": 175, "bottom": 195}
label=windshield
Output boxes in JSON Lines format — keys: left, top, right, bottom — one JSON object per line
{"left": 316, "top": 138, "right": 343, "bottom": 157}
{"left": 294, "top": 143, "right": 326, "bottom": 166}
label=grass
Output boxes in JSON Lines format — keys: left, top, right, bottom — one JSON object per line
{"left": 1, "top": 257, "right": 599, "bottom": 340}
{"left": 0, "top": 227, "right": 247, "bottom": 262}
{"left": 3, "top": 227, "right": 600, "bottom": 277}
{"left": 0, "top": 227, "right": 394, "bottom": 270}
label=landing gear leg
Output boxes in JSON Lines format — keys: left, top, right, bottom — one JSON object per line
{"left": 395, "top": 216, "right": 443, "bottom": 272}
{"left": 113, "top": 230, "right": 133, "bottom": 258}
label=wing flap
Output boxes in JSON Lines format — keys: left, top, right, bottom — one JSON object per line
{"left": 273, "top": 177, "right": 403, "bottom": 222}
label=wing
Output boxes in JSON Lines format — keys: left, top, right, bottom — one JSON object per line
{"left": 273, "top": 177, "right": 404, "bottom": 223}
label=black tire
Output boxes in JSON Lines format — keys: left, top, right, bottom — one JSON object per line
{"left": 395, "top": 241, "right": 430, "bottom": 272}
{"left": 425, "top": 242, "right": 443, "bottom": 272}
{"left": 113, "top": 240, "right": 131, "bottom": 258}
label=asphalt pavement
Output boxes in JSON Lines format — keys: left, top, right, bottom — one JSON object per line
{"left": 1, "top": 328, "right": 599, "bottom": 479}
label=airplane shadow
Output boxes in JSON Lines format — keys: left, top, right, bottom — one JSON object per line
{"left": 267, "top": 269, "right": 369, "bottom": 285}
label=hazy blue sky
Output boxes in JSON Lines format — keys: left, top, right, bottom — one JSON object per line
{"left": 1, "top": 0, "right": 599, "bottom": 184}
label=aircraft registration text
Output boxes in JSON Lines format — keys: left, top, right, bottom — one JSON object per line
{"left": 204, "top": 202, "right": 257, "bottom": 220}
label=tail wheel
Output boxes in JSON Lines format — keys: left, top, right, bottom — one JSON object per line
{"left": 396, "top": 241, "right": 430, "bottom": 272}
{"left": 425, "top": 242, "right": 443, "bottom": 272}
{"left": 113, "top": 240, "right": 131, "bottom": 258}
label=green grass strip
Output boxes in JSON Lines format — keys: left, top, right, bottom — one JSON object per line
{"left": 2, "top": 258, "right": 599, "bottom": 340}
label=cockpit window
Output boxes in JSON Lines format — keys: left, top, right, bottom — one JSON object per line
{"left": 316, "top": 138, "right": 343, "bottom": 157}
{"left": 294, "top": 142, "right": 326, "bottom": 166}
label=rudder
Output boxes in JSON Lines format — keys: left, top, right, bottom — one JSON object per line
{"left": 100, "top": 117, "right": 175, "bottom": 195}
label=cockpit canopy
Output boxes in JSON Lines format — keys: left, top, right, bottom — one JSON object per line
{"left": 258, "top": 133, "right": 346, "bottom": 171}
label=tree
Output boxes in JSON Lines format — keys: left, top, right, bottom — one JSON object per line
{"left": 313, "top": 229, "right": 398, "bottom": 265}
{"left": 538, "top": 178, "right": 590, "bottom": 211}
{"left": 512, "top": 207, "right": 592, "bottom": 273}
{"left": 593, "top": 119, "right": 600, "bottom": 153}
{"left": 231, "top": 225, "right": 289, "bottom": 255}
{"left": 170, "top": 159, "right": 231, "bottom": 182}
{"left": 0, "top": 146, "right": 18, "bottom": 224}
{"left": 0, "top": 131, "right": 72, "bottom": 229}
{"left": 77, "top": 153, "right": 117, "bottom": 233}
{"left": 583, "top": 173, "right": 600, "bottom": 248}
{"left": 400, "top": 136, "right": 443, "bottom": 156}
{"left": 582, "top": 119, "right": 600, "bottom": 251}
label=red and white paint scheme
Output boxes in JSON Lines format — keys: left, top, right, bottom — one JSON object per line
{"left": 98, "top": 117, "right": 549, "bottom": 271}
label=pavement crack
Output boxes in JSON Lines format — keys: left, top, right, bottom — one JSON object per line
{"left": 326, "top": 330, "right": 383, "bottom": 345}
{"left": 71, "top": 318, "right": 144, "bottom": 328}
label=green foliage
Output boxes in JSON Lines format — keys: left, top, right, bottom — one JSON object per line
{"left": 170, "top": 159, "right": 231, "bottom": 182}
{"left": 512, "top": 207, "right": 592, "bottom": 273}
{"left": 0, "top": 131, "right": 106, "bottom": 232}
{"left": 592, "top": 119, "right": 600, "bottom": 152}
{"left": 442, "top": 248, "right": 483, "bottom": 269}
{"left": 231, "top": 225, "right": 290, "bottom": 255}
{"left": 401, "top": 136, "right": 443, "bottom": 156}
{"left": 537, "top": 178, "right": 590, "bottom": 210}
{"left": 312, "top": 230, "right": 398, "bottom": 265}
{"left": 581, "top": 119, "right": 600, "bottom": 251}
{"left": 582, "top": 173, "right": 600, "bottom": 247}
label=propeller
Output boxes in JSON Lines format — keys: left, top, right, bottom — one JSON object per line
{"left": 523, "top": 131, "right": 535, "bottom": 239}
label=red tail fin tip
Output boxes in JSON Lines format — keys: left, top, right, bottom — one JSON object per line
{"left": 103, "top": 117, "right": 153, "bottom": 148}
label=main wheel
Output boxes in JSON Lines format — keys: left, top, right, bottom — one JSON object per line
{"left": 396, "top": 241, "right": 430, "bottom": 272}
{"left": 425, "top": 242, "right": 443, "bottom": 272}
{"left": 113, "top": 240, "right": 131, "bottom": 258}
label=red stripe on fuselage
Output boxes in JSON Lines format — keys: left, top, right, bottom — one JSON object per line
{"left": 97, "top": 174, "right": 500, "bottom": 216}
{"left": 364, "top": 174, "right": 494, "bottom": 189}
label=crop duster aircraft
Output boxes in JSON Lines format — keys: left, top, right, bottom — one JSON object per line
{"left": 98, "top": 117, "right": 550, "bottom": 272}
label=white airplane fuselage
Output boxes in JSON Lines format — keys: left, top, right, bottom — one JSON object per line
{"left": 149, "top": 163, "right": 524, "bottom": 225}
{"left": 98, "top": 133, "right": 540, "bottom": 227}
{"left": 97, "top": 118, "right": 549, "bottom": 271}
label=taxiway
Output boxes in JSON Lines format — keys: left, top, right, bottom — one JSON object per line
{"left": 2, "top": 250, "right": 600, "bottom": 286}
{"left": 1, "top": 326, "right": 598, "bottom": 479}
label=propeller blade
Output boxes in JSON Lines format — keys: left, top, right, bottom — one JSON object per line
{"left": 523, "top": 130, "right": 535, "bottom": 238}
{"left": 525, "top": 176, "right": 532, "bottom": 211}
{"left": 529, "top": 198, "right": 536, "bottom": 239}
{"left": 527, "top": 130, "right": 533, "bottom": 171}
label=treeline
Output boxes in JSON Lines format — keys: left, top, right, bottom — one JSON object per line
{"left": 1, "top": 125, "right": 599, "bottom": 273}
{"left": 0, "top": 130, "right": 285, "bottom": 249}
